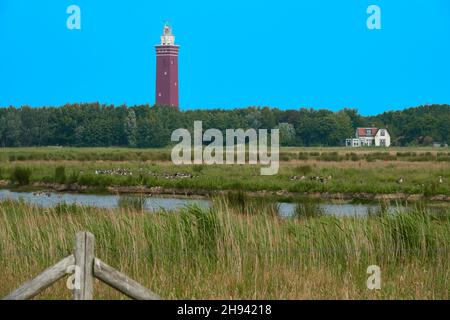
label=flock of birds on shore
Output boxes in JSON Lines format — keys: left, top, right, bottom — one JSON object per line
{"left": 290, "top": 175, "right": 333, "bottom": 184}
{"left": 94, "top": 168, "right": 194, "bottom": 180}
{"left": 60, "top": 167, "right": 450, "bottom": 186}
{"left": 27, "top": 169, "right": 444, "bottom": 198}
{"left": 32, "top": 191, "right": 52, "bottom": 197}
{"left": 94, "top": 168, "right": 133, "bottom": 176}
{"left": 289, "top": 175, "right": 445, "bottom": 185}
{"left": 91, "top": 169, "right": 445, "bottom": 185}
{"left": 149, "top": 172, "right": 194, "bottom": 180}
{"left": 396, "top": 176, "right": 444, "bottom": 185}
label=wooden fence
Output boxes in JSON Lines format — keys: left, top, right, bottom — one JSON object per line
{"left": 2, "top": 231, "right": 161, "bottom": 300}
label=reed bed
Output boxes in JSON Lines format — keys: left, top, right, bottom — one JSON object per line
{"left": 0, "top": 199, "right": 448, "bottom": 300}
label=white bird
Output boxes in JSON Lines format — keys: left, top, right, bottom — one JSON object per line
{"left": 397, "top": 177, "right": 404, "bottom": 184}
{"left": 439, "top": 176, "right": 443, "bottom": 184}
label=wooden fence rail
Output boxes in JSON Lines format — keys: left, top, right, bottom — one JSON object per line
{"left": 2, "top": 231, "right": 161, "bottom": 300}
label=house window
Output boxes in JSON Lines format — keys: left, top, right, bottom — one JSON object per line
{"left": 380, "top": 130, "right": 385, "bottom": 137}
{"left": 366, "top": 129, "right": 372, "bottom": 136}
{"left": 380, "top": 139, "right": 386, "bottom": 146}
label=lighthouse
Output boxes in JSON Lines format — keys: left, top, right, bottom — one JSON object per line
{"left": 155, "top": 24, "right": 179, "bottom": 108}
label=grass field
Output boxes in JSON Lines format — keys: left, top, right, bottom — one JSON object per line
{"left": 1, "top": 147, "right": 449, "bottom": 300}
{"left": 0, "top": 198, "right": 449, "bottom": 300}
{"left": 0, "top": 147, "right": 449, "bottom": 198}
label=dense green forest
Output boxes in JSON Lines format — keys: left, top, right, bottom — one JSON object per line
{"left": 0, "top": 104, "right": 448, "bottom": 147}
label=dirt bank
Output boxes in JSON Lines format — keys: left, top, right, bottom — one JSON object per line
{"left": 1, "top": 180, "right": 449, "bottom": 202}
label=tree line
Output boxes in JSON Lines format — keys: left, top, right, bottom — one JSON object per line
{"left": 0, "top": 104, "right": 448, "bottom": 147}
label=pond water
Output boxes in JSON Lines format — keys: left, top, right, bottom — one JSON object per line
{"left": 0, "top": 189, "right": 405, "bottom": 217}
{"left": 276, "top": 202, "right": 386, "bottom": 217}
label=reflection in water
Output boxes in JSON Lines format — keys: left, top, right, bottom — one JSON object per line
{"left": 0, "top": 189, "right": 404, "bottom": 217}
{"left": 0, "top": 189, "right": 210, "bottom": 212}
{"left": 277, "top": 202, "right": 392, "bottom": 217}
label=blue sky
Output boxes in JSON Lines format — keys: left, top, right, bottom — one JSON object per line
{"left": 0, "top": 0, "right": 449, "bottom": 115}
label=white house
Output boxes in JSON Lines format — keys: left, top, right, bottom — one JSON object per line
{"left": 346, "top": 128, "right": 391, "bottom": 147}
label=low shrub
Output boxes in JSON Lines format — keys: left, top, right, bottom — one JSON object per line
{"left": 10, "top": 166, "right": 32, "bottom": 185}
{"left": 54, "top": 166, "right": 67, "bottom": 184}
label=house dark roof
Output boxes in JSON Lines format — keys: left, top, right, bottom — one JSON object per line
{"left": 356, "top": 128, "right": 379, "bottom": 137}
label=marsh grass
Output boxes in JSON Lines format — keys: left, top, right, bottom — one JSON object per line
{"left": 294, "top": 165, "right": 313, "bottom": 175}
{"left": 367, "top": 200, "right": 391, "bottom": 218}
{"left": 225, "top": 191, "right": 278, "bottom": 216}
{"left": 118, "top": 195, "right": 146, "bottom": 211}
{"left": 193, "top": 165, "right": 205, "bottom": 174}
{"left": 293, "top": 200, "right": 324, "bottom": 218}
{"left": 0, "top": 199, "right": 448, "bottom": 299}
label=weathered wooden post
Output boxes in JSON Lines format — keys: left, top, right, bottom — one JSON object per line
{"left": 3, "top": 231, "right": 160, "bottom": 300}
{"left": 94, "top": 258, "right": 161, "bottom": 300}
{"left": 3, "top": 255, "right": 75, "bottom": 300}
{"left": 73, "top": 231, "right": 95, "bottom": 300}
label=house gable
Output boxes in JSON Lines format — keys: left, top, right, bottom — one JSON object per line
{"left": 349, "top": 128, "right": 391, "bottom": 147}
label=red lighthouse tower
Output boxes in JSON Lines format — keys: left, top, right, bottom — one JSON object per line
{"left": 155, "top": 24, "right": 179, "bottom": 108}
